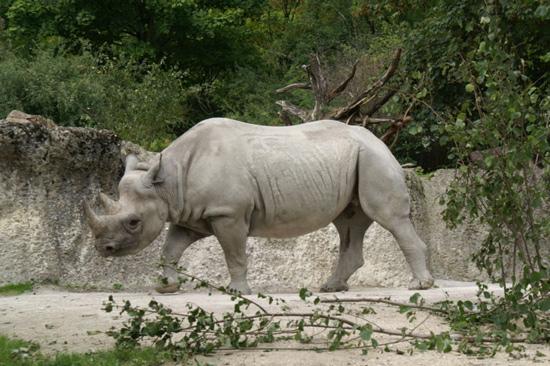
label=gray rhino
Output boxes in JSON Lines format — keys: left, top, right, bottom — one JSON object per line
{"left": 84, "top": 118, "right": 434, "bottom": 294}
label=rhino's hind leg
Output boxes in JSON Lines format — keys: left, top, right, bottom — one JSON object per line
{"left": 356, "top": 153, "right": 434, "bottom": 289}
{"left": 210, "top": 216, "right": 252, "bottom": 295}
{"left": 389, "top": 220, "right": 434, "bottom": 289}
{"left": 156, "top": 224, "right": 207, "bottom": 294}
{"left": 320, "top": 204, "right": 372, "bottom": 292}
{"left": 363, "top": 206, "right": 434, "bottom": 290}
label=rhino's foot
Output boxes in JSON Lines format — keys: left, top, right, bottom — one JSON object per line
{"left": 408, "top": 276, "right": 434, "bottom": 290}
{"left": 155, "top": 282, "right": 180, "bottom": 294}
{"left": 320, "top": 281, "right": 349, "bottom": 293}
{"left": 228, "top": 282, "right": 252, "bottom": 295}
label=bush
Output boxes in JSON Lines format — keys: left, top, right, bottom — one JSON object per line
{"left": 0, "top": 48, "right": 185, "bottom": 150}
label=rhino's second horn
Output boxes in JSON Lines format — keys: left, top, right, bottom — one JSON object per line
{"left": 83, "top": 200, "right": 107, "bottom": 235}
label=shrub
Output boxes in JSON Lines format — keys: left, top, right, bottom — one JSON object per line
{"left": 0, "top": 48, "right": 185, "bottom": 150}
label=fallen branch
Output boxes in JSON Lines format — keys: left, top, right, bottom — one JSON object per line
{"left": 275, "top": 100, "right": 310, "bottom": 122}
{"left": 331, "top": 48, "right": 402, "bottom": 120}
{"left": 326, "top": 60, "right": 359, "bottom": 103}
{"left": 105, "top": 268, "right": 540, "bottom": 361}
{"left": 362, "top": 88, "right": 398, "bottom": 117}
{"left": 319, "top": 296, "right": 447, "bottom": 314}
{"left": 276, "top": 82, "right": 311, "bottom": 94}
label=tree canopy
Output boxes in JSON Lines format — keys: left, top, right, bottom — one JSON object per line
{"left": 0, "top": 0, "right": 548, "bottom": 162}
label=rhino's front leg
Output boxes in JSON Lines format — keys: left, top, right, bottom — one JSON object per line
{"left": 210, "top": 216, "right": 251, "bottom": 295}
{"left": 156, "top": 224, "right": 207, "bottom": 294}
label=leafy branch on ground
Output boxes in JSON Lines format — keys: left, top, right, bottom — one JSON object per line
{"left": 103, "top": 269, "right": 548, "bottom": 361}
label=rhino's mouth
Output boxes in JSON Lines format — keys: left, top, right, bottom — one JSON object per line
{"left": 110, "top": 247, "right": 140, "bottom": 257}
{"left": 97, "top": 239, "right": 139, "bottom": 257}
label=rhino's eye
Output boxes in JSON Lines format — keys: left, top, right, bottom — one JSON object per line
{"left": 124, "top": 217, "right": 141, "bottom": 233}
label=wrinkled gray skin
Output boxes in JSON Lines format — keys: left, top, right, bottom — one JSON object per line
{"left": 84, "top": 118, "right": 434, "bottom": 294}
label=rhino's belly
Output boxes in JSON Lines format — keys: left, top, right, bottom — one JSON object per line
{"left": 249, "top": 206, "right": 339, "bottom": 238}
{"left": 248, "top": 180, "right": 355, "bottom": 238}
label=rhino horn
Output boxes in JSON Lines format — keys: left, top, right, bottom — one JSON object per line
{"left": 142, "top": 154, "right": 163, "bottom": 188}
{"left": 99, "top": 192, "right": 119, "bottom": 214}
{"left": 83, "top": 200, "right": 106, "bottom": 235}
{"left": 125, "top": 154, "right": 138, "bottom": 174}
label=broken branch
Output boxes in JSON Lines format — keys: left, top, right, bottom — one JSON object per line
{"left": 276, "top": 82, "right": 311, "bottom": 94}
{"left": 332, "top": 48, "right": 402, "bottom": 120}
{"left": 276, "top": 100, "right": 310, "bottom": 122}
{"left": 362, "top": 88, "right": 398, "bottom": 117}
{"left": 326, "top": 60, "right": 359, "bottom": 103}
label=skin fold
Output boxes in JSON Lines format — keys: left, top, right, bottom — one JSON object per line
{"left": 84, "top": 118, "right": 434, "bottom": 294}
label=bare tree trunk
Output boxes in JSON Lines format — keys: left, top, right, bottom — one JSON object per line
{"left": 275, "top": 48, "right": 414, "bottom": 147}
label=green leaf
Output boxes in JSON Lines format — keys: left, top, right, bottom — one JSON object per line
{"left": 409, "top": 293, "right": 422, "bottom": 305}
{"left": 534, "top": 5, "right": 548, "bottom": 19}
{"left": 465, "top": 83, "right": 475, "bottom": 93}
{"left": 525, "top": 113, "right": 536, "bottom": 123}
{"left": 538, "top": 298, "right": 550, "bottom": 312}
{"left": 483, "top": 155, "right": 494, "bottom": 168}
{"left": 435, "top": 335, "right": 452, "bottom": 353}
{"left": 298, "top": 288, "right": 311, "bottom": 301}
{"left": 399, "top": 305, "right": 411, "bottom": 314}
{"left": 409, "top": 125, "right": 419, "bottom": 135}
{"left": 360, "top": 326, "right": 373, "bottom": 341}
{"left": 416, "top": 88, "right": 427, "bottom": 99}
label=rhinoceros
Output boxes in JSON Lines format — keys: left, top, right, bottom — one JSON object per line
{"left": 84, "top": 118, "right": 434, "bottom": 294}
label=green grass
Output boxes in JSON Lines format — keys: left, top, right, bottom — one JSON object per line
{"left": 0, "top": 335, "right": 172, "bottom": 365}
{"left": 0, "top": 282, "right": 33, "bottom": 296}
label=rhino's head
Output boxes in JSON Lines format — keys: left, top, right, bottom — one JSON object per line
{"left": 83, "top": 154, "right": 169, "bottom": 257}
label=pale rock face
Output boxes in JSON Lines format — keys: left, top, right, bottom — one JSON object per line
{"left": 0, "top": 117, "right": 489, "bottom": 291}
{"left": 6, "top": 110, "right": 57, "bottom": 128}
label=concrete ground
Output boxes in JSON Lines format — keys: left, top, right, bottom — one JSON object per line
{"left": 0, "top": 280, "right": 547, "bottom": 365}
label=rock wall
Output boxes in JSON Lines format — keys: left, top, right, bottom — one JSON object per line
{"left": 0, "top": 120, "right": 488, "bottom": 292}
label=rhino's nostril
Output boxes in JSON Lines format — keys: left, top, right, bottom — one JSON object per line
{"left": 105, "top": 245, "right": 115, "bottom": 252}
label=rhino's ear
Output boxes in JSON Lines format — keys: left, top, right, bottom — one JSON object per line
{"left": 142, "top": 154, "right": 164, "bottom": 188}
{"left": 125, "top": 154, "right": 138, "bottom": 174}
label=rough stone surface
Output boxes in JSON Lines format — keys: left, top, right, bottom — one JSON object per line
{"left": 6, "top": 110, "right": 57, "bottom": 128}
{"left": 0, "top": 120, "right": 488, "bottom": 292}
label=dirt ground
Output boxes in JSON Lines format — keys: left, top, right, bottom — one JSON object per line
{"left": 0, "top": 280, "right": 547, "bottom": 365}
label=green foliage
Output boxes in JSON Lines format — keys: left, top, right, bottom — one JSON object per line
{"left": 106, "top": 272, "right": 549, "bottom": 359}
{"left": 105, "top": 271, "right": 387, "bottom": 359}
{"left": 355, "top": 1, "right": 550, "bottom": 346}
{"left": 439, "top": 1, "right": 549, "bottom": 282}
{"left": 424, "top": 0, "right": 550, "bottom": 353}
{"left": 0, "top": 282, "right": 33, "bottom": 296}
{"left": 363, "top": 0, "right": 550, "bottom": 169}
{"left": 0, "top": 335, "right": 169, "bottom": 366}
{"left": 0, "top": 0, "right": 394, "bottom": 142}
{"left": 1, "top": 0, "right": 548, "bottom": 166}
{"left": 3, "top": 0, "right": 262, "bottom": 79}
{"left": 433, "top": 276, "right": 550, "bottom": 356}
{"left": 0, "top": 48, "right": 185, "bottom": 150}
